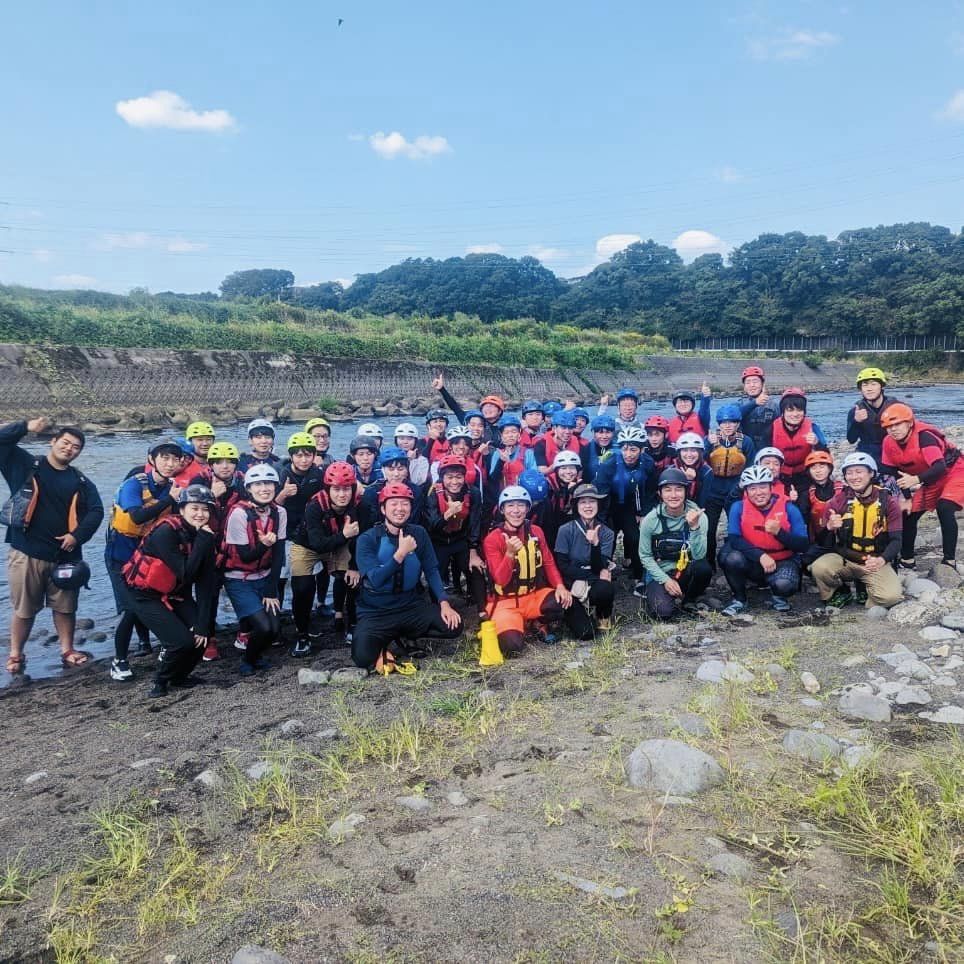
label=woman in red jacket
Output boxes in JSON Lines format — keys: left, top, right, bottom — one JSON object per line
{"left": 880, "top": 403, "right": 964, "bottom": 573}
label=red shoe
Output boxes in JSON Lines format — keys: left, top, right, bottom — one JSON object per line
{"left": 202, "top": 642, "right": 220, "bottom": 662}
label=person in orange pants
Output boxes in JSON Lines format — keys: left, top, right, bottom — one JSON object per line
{"left": 481, "top": 485, "right": 593, "bottom": 655}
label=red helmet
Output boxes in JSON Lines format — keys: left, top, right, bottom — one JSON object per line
{"left": 742, "top": 366, "right": 765, "bottom": 381}
{"left": 644, "top": 415, "right": 670, "bottom": 431}
{"left": 378, "top": 482, "right": 414, "bottom": 504}
{"left": 780, "top": 387, "right": 807, "bottom": 411}
{"left": 437, "top": 453, "right": 468, "bottom": 475}
{"left": 880, "top": 402, "right": 915, "bottom": 428}
{"left": 323, "top": 461, "right": 356, "bottom": 487}
{"left": 480, "top": 394, "right": 506, "bottom": 412}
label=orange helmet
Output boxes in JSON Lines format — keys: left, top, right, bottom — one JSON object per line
{"left": 879, "top": 403, "right": 915, "bottom": 429}
{"left": 480, "top": 394, "right": 506, "bottom": 412}
{"left": 804, "top": 450, "right": 834, "bottom": 468}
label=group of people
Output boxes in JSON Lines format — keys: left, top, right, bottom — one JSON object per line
{"left": 2, "top": 364, "right": 962, "bottom": 696}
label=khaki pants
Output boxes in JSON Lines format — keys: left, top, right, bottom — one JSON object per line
{"left": 7, "top": 547, "right": 79, "bottom": 618}
{"left": 810, "top": 553, "right": 903, "bottom": 608}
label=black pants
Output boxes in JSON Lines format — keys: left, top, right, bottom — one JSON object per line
{"left": 644, "top": 559, "right": 712, "bottom": 619}
{"left": 352, "top": 598, "right": 462, "bottom": 670}
{"left": 902, "top": 500, "right": 961, "bottom": 562}
{"left": 609, "top": 504, "right": 643, "bottom": 578}
{"left": 586, "top": 579, "right": 615, "bottom": 618}
{"left": 433, "top": 539, "right": 488, "bottom": 615}
{"left": 704, "top": 499, "right": 725, "bottom": 569}
{"left": 132, "top": 593, "right": 203, "bottom": 686}
{"left": 107, "top": 560, "right": 151, "bottom": 660}
{"left": 719, "top": 548, "right": 800, "bottom": 603}
{"left": 239, "top": 609, "right": 281, "bottom": 666}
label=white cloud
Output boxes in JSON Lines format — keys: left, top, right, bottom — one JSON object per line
{"left": 100, "top": 231, "right": 153, "bottom": 250}
{"left": 115, "top": 90, "right": 237, "bottom": 132}
{"left": 32, "top": 249, "right": 52, "bottom": 263}
{"left": 466, "top": 243, "right": 503, "bottom": 254}
{"left": 716, "top": 166, "right": 743, "bottom": 184}
{"left": 528, "top": 245, "right": 568, "bottom": 264}
{"left": 672, "top": 229, "right": 728, "bottom": 260}
{"left": 368, "top": 131, "right": 452, "bottom": 160}
{"left": 938, "top": 89, "right": 964, "bottom": 122}
{"left": 595, "top": 233, "right": 641, "bottom": 261}
{"left": 166, "top": 238, "right": 208, "bottom": 253}
{"left": 749, "top": 28, "right": 840, "bottom": 61}
{"left": 54, "top": 273, "right": 97, "bottom": 288}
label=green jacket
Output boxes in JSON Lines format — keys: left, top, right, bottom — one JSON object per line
{"left": 638, "top": 501, "right": 708, "bottom": 584}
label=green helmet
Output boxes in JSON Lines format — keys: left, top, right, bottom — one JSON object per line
{"left": 287, "top": 431, "right": 317, "bottom": 452}
{"left": 856, "top": 366, "right": 887, "bottom": 387}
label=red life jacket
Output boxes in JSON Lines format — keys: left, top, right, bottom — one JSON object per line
{"left": 668, "top": 412, "right": 704, "bottom": 443}
{"left": 122, "top": 516, "right": 188, "bottom": 597}
{"left": 467, "top": 446, "right": 488, "bottom": 484}
{"left": 424, "top": 436, "right": 449, "bottom": 463}
{"left": 432, "top": 483, "right": 472, "bottom": 533}
{"left": 771, "top": 418, "right": 814, "bottom": 476}
{"left": 437, "top": 454, "right": 479, "bottom": 486}
{"left": 739, "top": 492, "right": 793, "bottom": 560}
{"left": 882, "top": 422, "right": 957, "bottom": 477}
{"left": 519, "top": 429, "right": 541, "bottom": 452}
{"left": 807, "top": 479, "right": 843, "bottom": 538}
{"left": 674, "top": 458, "right": 703, "bottom": 502}
{"left": 541, "top": 433, "right": 581, "bottom": 466}
{"left": 310, "top": 489, "right": 360, "bottom": 536}
{"left": 221, "top": 502, "right": 280, "bottom": 573}
{"left": 498, "top": 446, "right": 526, "bottom": 487}
{"left": 645, "top": 444, "right": 676, "bottom": 474}
{"left": 547, "top": 475, "right": 578, "bottom": 516}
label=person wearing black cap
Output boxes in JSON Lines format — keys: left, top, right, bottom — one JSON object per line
{"left": 637, "top": 467, "right": 711, "bottom": 619}
{"left": 1, "top": 417, "right": 103, "bottom": 674}
{"left": 553, "top": 484, "right": 617, "bottom": 630}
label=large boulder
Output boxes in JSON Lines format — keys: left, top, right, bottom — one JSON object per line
{"left": 887, "top": 599, "right": 943, "bottom": 628}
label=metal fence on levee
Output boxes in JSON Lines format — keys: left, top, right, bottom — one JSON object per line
{"left": 670, "top": 334, "right": 960, "bottom": 353}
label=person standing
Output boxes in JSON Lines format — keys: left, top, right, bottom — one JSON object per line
{"left": 846, "top": 367, "right": 898, "bottom": 466}
{"left": 1, "top": 417, "right": 103, "bottom": 674}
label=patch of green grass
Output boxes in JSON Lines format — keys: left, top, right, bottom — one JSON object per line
{"left": 0, "top": 852, "right": 40, "bottom": 906}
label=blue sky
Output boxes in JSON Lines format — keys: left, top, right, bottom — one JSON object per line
{"left": 3, "top": 1, "right": 964, "bottom": 293}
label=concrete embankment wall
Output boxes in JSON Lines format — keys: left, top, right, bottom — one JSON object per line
{"left": 0, "top": 343, "right": 865, "bottom": 431}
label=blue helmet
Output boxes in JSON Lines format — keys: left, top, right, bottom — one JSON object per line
{"left": 615, "top": 387, "right": 638, "bottom": 402}
{"left": 552, "top": 410, "right": 577, "bottom": 429}
{"left": 542, "top": 401, "right": 563, "bottom": 417}
{"left": 173, "top": 436, "right": 192, "bottom": 455}
{"left": 520, "top": 399, "right": 544, "bottom": 416}
{"left": 378, "top": 445, "right": 408, "bottom": 465}
{"left": 571, "top": 407, "right": 590, "bottom": 423}
{"left": 716, "top": 403, "right": 743, "bottom": 424}
{"left": 591, "top": 414, "right": 616, "bottom": 432}
{"left": 518, "top": 469, "right": 550, "bottom": 503}
{"left": 498, "top": 413, "right": 522, "bottom": 429}
{"left": 464, "top": 408, "right": 485, "bottom": 423}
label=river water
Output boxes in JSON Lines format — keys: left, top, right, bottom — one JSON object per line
{"left": 3, "top": 383, "right": 963, "bottom": 685}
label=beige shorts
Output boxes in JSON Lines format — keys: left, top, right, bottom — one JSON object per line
{"left": 290, "top": 542, "right": 327, "bottom": 578}
{"left": 7, "top": 547, "right": 79, "bottom": 619}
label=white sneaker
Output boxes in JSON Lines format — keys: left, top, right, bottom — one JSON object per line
{"left": 110, "top": 658, "right": 134, "bottom": 681}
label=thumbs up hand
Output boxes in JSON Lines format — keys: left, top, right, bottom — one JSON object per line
{"left": 764, "top": 511, "right": 784, "bottom": 535}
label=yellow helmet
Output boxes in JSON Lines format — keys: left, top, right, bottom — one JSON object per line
{"left": 287, "top": 431, "right": 317, "bottom": 452}
{"left": 856, "top": 367, "right": 887, "bottom": 387}
{"left": 185, "top": 420, "right": 216, "bottom": 440}
{"left": 305, "top": 417, "right": 331, "bottom": 433}
{"left": 207, "top": 442, "right": 239, "bottom": 461}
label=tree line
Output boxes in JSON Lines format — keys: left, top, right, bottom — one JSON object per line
{"left": 217, "top": 222, "right": 964, "bottom": 339}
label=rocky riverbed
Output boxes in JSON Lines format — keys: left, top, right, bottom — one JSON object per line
{"left": 1, "top": 501, "right": 962, "bottom": 961}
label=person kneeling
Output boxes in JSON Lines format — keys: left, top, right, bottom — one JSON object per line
{"left": 482, "top": 486, "right": 594, "bottom": 656}
{"left": 352, "top": 483, "right": 462, "bottom": 674}
{"left": 553, "top": 484, "right": 616, "bottom": 630}
{"left": 637, "top": 468, "right": 711, "bottom": 619}
{"left": 720, "top": 466, "right": 809, "bottom": 616}
{"left": 810, "top": 453, "right": 903, "bottom": 609}
{"left": 123, "top": 485, "right": 217, "bottom": 698}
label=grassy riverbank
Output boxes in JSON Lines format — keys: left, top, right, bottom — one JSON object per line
{"left": 0, "top": 286, "right": 664, "bottom": 369}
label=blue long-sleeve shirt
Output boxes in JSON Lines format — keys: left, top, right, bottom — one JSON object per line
{"left": 725, "top": 497, "right": 809, "bottom": 562}
{"left": 355, "top": 522, "right": 447, "bottom": 612}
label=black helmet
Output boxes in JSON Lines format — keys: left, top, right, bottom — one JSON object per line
{"left": 50, "top": 559, "right": 91, "bottom": 590}
{"left": 657, "top": 467, "right": 689, "bottom": 489}
{"left": 178, "top": 484, "right": 216, "bottom": 507}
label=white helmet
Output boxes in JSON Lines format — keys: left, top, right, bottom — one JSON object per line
{"left": 446, "top": 425, "right": 472, "bottom": 441}
{"left": 616, "top": 426, "right": 646, "bottom": 447}
{"left": 246, "top": 417, "right": 275, "bottom": 437}
{"left": 357, "top": 422, "right": 384, "bottom": 439}
{"left": 754, "top": 446, "right": 785, "bottom": 465}
{"left": 675, "top": 431, "right": 705, "bottom": 451}
{"left": 551, "top": 450, "right": 582, "bottom": 470}
{"left": 841, "top": 452, "right": 878, "bottom": 473}
{"left": 498, "top": 485, "right": 532, "bottom": 508}
{"left": 244, "top": 464, "right": 280, "bottom": 487}
{"left": 394, "top": 422, "right": 419, "bottom": 439}
{"left": 740, "top": 465, "right": 774, "bottom": 488}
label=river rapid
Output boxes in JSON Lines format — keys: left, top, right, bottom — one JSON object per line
{"left": 2, "top": 383, "right": 962, "bottom": 684}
